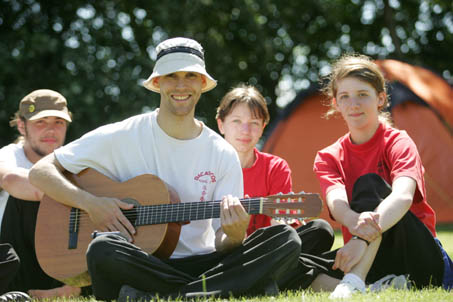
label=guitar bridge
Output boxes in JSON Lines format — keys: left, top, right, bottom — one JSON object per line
{"left": 68, "top": 207, "right": 80, "bottom": 249}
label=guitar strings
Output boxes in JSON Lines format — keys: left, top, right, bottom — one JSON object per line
{"left": 66, "top": 203, "right": 306, "bottom": 223}
{"left": 66, "top": 198, "right": 308, "bottom": 225}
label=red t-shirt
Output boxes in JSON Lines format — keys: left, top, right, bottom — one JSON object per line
{"left": 243, "top": 148, "right": 300, "bottom": 235}
{"left": 313, "top": 123, "right": 437, "bottom": 243}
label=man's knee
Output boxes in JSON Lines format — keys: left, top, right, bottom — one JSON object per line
{"left": 308, "top": 219, "right": 334, "bottom": 237}
{"left": 297, "top": 219, "right": 334, "bottom": 253}
{"left": 86, "top": 235, "right": 118, "bottom": 269}
{"left": 312, "top": 219, "right": 334, "bottom": 243}
{"left": 277, "top": 225, "right": 302, "bottom": 256}
{"left": 259, "top": 224, "right": 301, "bottom": 252}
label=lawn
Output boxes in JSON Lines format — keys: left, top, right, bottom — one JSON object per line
{"left": 437, "top": 224, "right": 453, "bottom": 256}
{"left": 35, "top": 225, "right": 453, "bottom": 301}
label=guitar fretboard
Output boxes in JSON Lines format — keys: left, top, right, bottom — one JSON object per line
{"left": 128, "top": 198, "right": 263, "bottom": 226}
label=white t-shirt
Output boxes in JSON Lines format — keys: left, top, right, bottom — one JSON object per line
{"left": 0, "top": 143, "right": 33, "bottom": 233}
{"left": 55, "top": 110, "right": 243, "bottom": 258}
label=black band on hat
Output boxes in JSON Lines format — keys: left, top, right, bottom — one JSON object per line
{"left": 156, "top": 46, "right": 204, "bottom": 61}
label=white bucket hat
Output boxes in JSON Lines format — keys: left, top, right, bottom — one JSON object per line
{"left": 143, "top": 37, "right": 217, "bottom": 93}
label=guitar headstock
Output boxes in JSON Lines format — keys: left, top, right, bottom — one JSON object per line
{"left": 261, "top": 192, "right": 323, "bottom": 219}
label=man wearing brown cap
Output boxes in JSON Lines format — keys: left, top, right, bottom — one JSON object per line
{"left": 29, "top": 38, "right": 301, "bottom": 301}
{"left": 0, "top": 89, "right": 81, "bottom": 300}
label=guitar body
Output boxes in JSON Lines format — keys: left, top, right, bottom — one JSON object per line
{"left": 35, "top": 168, "right": 323, "bottom": 287}
{"left": 35, "top": 168, "right": 181, "bottom": 287}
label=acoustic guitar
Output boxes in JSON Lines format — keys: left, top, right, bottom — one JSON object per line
{"left": 35, "top": 168, "right": 323, "bottom": 287}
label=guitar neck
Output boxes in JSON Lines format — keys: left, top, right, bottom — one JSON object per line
{"left": 129, "top": 198, "right": 264, "bottom": 226}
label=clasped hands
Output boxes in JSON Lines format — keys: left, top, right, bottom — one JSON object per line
{"left": 349, "top": 211, "right": 382, "bottom": 243}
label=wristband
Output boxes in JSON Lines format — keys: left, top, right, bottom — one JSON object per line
{"left": 352, "top": 235, "right": 370, "bottom": 245}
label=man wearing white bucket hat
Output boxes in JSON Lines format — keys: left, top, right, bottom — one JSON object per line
{"left": 30, "top": 37, "right": 301, "bottom": 301}
{"left": 143, "top": 37, "right": 217, "bottom": 93}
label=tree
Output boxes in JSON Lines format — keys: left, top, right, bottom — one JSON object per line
{"left": 1, "top": 0, "right": 452, "bottom": 146}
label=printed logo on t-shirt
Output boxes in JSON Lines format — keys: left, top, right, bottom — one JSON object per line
{"left": 194, "top": 171, "right": 216, "bottom": 201}
{"left": 377, "top": 160, "right": 384, "bottom": 175}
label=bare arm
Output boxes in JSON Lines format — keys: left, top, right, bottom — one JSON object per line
{"left": 215, "top": 195, "right": 250, "bottom": 252}
{"left": 374, "top": 176, "right": 415, "bottom": 232}
{"left": 29, "top": 153, "right": 136, "bottom": 241}
{"left": 0, "top": 165, "right": 43, "bottom": 201}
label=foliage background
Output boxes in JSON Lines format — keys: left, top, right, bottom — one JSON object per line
{"left": 1, "top": 0, "right": 452, "bottom": 146}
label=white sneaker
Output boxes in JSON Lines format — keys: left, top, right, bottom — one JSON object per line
{"left": 0, "top": 292, "right": 31, "bottom": 302}
{"left": 369, "top": 274, "right": 410, "bottom": 292}
{"left": 329, "top": 274, "right": 365, "bottom": 299}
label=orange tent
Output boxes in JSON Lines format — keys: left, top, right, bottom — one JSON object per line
{"left": 263, "top": 60, "right": 453, "bottom": 228}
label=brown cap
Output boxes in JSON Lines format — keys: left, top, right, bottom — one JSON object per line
{"left": 19, "top": 89, "right": 72, "bottom": 122}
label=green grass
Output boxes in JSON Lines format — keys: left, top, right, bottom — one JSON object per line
{"left": 42, "top": 287, "right": 453, "bottom": 302}
{"left": 437, "top": 224, "right": 453, "bottom": 256}
{"left": 34, "top": 227, "right": 453, "bottom": 302}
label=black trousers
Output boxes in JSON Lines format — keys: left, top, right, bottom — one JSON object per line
{"left": 278, "top": 219, "right": 342, "bottom": 290}
{"left": 0, "top": 243, "right": 20, "bottom": 295}
{"left": 0, "top": 196, "right": 62, "bottom": 292}
{"left": 325, "top": 173, "right": 444, "bottom": 288}
{"left": 86, "top": 224, "right": 301, "bottom": 301}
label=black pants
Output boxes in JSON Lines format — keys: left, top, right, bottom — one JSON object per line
{"left": 0, "top": 243, "right": 20, "bottom": 295}
{"left": 86, "top": 224, "right": 301, "bottom": 301}
{"left": 278, "top": 219, "right": 341, "bottom": 290}
{"left": 0, "top": 196, "right": 62, "bottom": 292}
{"left": 326, "top": 173, "right": 444, "bottom": 288}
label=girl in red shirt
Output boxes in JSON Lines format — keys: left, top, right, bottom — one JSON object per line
{"left": 216, "top": 84, "right": 298, "bottom": 234}
{"left": 313, "top": 54, "right": 451, "bottom": 298}
{"left": 217, "top": 84, "right": 336, "bottom": 290}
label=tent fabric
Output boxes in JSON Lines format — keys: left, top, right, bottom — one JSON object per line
{"left": 263, "top": 59, "right": 453, "bottom": 227}
{"left": 376, "top": 59, "right": 453, "bottom": 128}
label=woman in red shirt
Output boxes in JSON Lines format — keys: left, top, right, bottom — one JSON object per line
{"left": 314, "top": 54, "right": 451, "bottom": 298}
